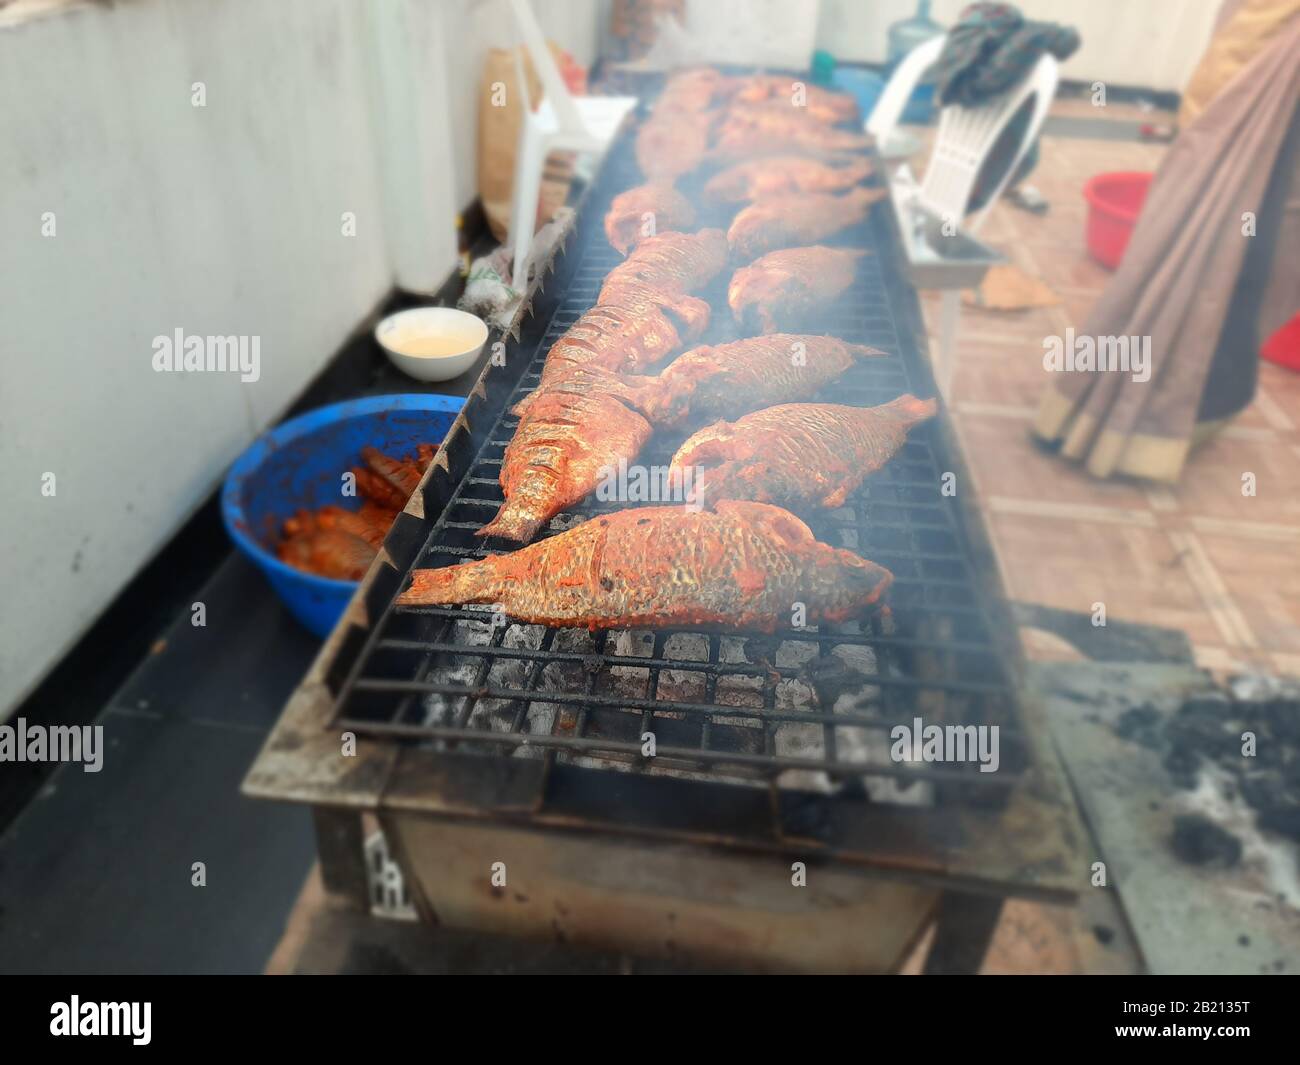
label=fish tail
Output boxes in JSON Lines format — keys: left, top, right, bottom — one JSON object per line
{"left": 397, "top": 560, "right": 498, "bottom": 606}
{"left": 880, "top": 393, "right": 938, "bottom": 425}
{"left": 477, "top": 504, "right": 545, "bottom": 543}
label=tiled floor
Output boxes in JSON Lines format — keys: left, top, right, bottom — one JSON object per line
{"left": 914, "top": 113, "right": 1300, "bottom": 680}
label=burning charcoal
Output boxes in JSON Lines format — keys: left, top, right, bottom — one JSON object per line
{"left": 1257, "top": 805, "right": 1300, "bottom": 842}
{"left": 1170, "top": 814, "right": 1242, "bottom": 868}
{"left": 718, "top": 636, "right": 750, "bottom": 664}
{"left": 1162, "top": 747, "right": 1201, "bottom": 790}
{"left": 1262, "top": 698, "right": 1300, "bottom": 744}
{"left": 450, "top": 616, "right": 494, "bottom": 647}
{"left": 831, "top": 724, "right": 873, "bottom": 766}
{"left": 1239, "top": 771, "right": 1286, "bottom": 813}
{"left": 773, "top": 722, "right": 830, "bottom": 793}
{"left": 552, "top": 627, "right": 597, "bottom": 654}
{"left": 743, "top": 634, "right": 782, "bottom": 665}
{"left": 715, "top": 673, "right": 764, "bottom": 709}
{"left": 612, "top": 629, "right": 655, "bottom": 658}
{"left": 830, "top": 642, "right": 879, "bottom": 676}
{"left": 656, "top": 665, "right": 707, "bottom": 704}
{"left": 663, "top": 632, "right": 709, "bottom": 661}
{"left": 774, "top": 677, "right": 816, "bottom": 711}
{"left": 1113, "top": 705, "right": 1162, "bottom": 749}
{"left": 598, "top": 664, "right": 650, "bottom": 699}
{"left": 774, "top": 639, "right": 819, "bottom": 669}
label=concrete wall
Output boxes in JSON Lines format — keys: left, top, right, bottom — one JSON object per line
{"left": 0, "top": 0, "right": 599, "bottom": 717}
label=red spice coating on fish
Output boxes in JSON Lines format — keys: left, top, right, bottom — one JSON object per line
{"left": 478, "top": 388, "right": 653, "bottom": 543}
{"left": 728, "top": 245, "right": 866, "bottom": 334}
{"left": 673, "top": 396, "right": 938, "bottom": 511}
{"left": 642, "top": 334, "right": 886, "bottom": 427}
{"left": 402, "top": 500, "right": 893, "bottom": 632}
{"left": 599, "top": 229, "right": 728, "bottom": 308}
{"left": 704, "top": 155, "right": 875, "bottom": 205}
{"left": 605, "top": 183, "right": 696, "bottom": 255}
{"left": 727, "top": 187, "right": 887, "bottom": 262}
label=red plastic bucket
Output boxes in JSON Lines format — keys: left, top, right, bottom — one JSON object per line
{"left": 1082, "top": 171, "right": 1153, "bottom": 269}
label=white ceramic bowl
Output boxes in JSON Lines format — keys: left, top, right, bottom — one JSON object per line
{"left": 375, "top": 307, "right": 489, "bottom": 383}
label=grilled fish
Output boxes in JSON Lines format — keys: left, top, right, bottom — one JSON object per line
{"left": 674, "top": 396, "right": 938, "bottom": 511}
{"left": 658, "top": 68, "right": 737, "bottom": 112}
{"left": 704, "top": 155, "right": 874, "bottom": 205}
{"left": 599, "top": 229, "right": 728, "bottom": 307}
{"left": 478, "top": 387, "right": 653, "bottom": 543}
{"left": 605, "top": 182, "right": 696, "bottom": 255}
{"left": 528, "top": 294, "right": 706, "bottom": 400}
{"left": 729, "top": 76, "right": 860, "bottom": 124}
{"left": 640, "top": 334, "right": 886, "bottom": 427}
{"left": 727, "top": 187, "right": 887, "bottom": 262}
{"left": 729, "top": 246, "right": 866, "bottom": 333}
{"left": 710, "top": 104, "right": 873, "bottom": 161}
{"left": 402, "top": 500, "right": 893, "bottom": 632}
{"left": 636, "top": 106, "right": 716, "bottom": 181}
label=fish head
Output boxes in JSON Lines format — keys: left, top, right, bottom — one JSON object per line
{"left": 809, "top": 547, "right": 893, "bottom": 621}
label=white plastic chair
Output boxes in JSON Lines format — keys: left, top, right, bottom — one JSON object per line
{"left": 868, "top": 36, "right": 1059, "bottom": 396}
{"left": 866, "top": 35, "right": 945, "bottom": 151}
{"left": 505, "top": 0, "right": 636, "bottom": 291}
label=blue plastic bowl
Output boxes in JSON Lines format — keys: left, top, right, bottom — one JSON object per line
{"left": 221, "top": 393, "right": 465, "bottom": 638}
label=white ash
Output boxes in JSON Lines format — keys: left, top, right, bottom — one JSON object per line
{"left": 1182, "top": 763, "right": 1300, "bottom": 909}
{"left": 774, "top": 721, "right": 833, "bottom": 793}
{"left": 775, "top": 640, "right": 820, "bottom": 669}
{"left": 718, "top": 636, "right": 749, "bottom": 664}
{"left": 664, "top": 632, "right": 710, "bottom": 661}
{"left": 715, "top": 674, "right": 764, "bottom": 715}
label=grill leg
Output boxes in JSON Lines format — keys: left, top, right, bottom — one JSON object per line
{"left": 921, "top": 892, "right": 1005, "bottom": 974}
{"left": 313, "top": 807, "right": 370, "bottom": 912}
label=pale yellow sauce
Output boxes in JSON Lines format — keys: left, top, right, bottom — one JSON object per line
{"left": 384, "top": 327, "right": 481, "bottom": 358}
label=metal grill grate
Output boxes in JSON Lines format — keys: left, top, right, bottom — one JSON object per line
{"left": 326, "top": 129, "right": 1028, "bottom": 803}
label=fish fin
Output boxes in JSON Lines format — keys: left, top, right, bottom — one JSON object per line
{"left": 847, "top": 343, "right": 888, "bottom": 361}
{"left": 672, "top": 421, "right": 739, "bottom": 470}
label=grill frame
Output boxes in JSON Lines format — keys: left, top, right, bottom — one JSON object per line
{"left": 244, "top": 107, "right": 1085, "bottom": 907}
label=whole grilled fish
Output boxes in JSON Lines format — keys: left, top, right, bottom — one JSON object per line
{"left": 478, "top": 386, "right": 653, "bottom": 543}
{"left": 657, "top": 68, "right": 737, "bottom": 112}
{"left": 729, "top": 246, "right": 866, "bottom": 333}
{"left": 704, "top": 155, "right": 874, "bottom": 205}
{"left": 636, "top": 106, "right": 717, "bottom": 182}
{"left": 729, "top": 76, "right": 860, "bottom": 124}
{"left": 522, "top": 293, "right": 707, "bottom": 407}
{"left": 709, "top": 103, "right": 873, "bottom": 162}
{"left": 638, "top": 334, "right": 886, "bottom": 427}
{"left": 727, "top": 186, "right": 887, "bottom": 262}
{"left": 605, "top": 182, "right": 697, "bottom": 255}
{"left": 401, "top": 500, "right": 893, "bottom": 632}
{"left": 599, "top": 229, "right": 728, "bottom": 308}
{"left": 673, "top": 396, "right": 937, "bottom": 511}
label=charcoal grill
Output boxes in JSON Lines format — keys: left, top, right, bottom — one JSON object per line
{"left": 245, "top": 93, "right": 1086, "bottom": 973}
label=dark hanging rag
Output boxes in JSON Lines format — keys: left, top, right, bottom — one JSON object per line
{"left": 934, "top": 3, "right": 1080, "bottom": 108}
{"left": 932, "top": 3, "right": 1080, "bottom": 209}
